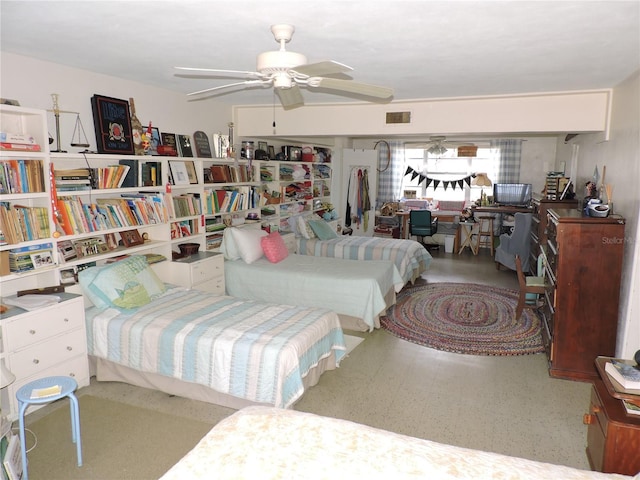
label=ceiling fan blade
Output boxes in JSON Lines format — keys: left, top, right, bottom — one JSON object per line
{"left": 187, "top": 79, "right": 271, "bottom": 97}
{"left": 291, "top": 60, "right": 353, "bottom": 77}
{"left": 311, "top": 77, "right": 393, "bottom": 99}
{"left": 176, "top": 67, "right": 264, "bottom": 78}
{"left": 276, "top": 85, "right": 305, "bottom": 110}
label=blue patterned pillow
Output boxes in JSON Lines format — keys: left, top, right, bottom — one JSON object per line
{"left": 79, "top": 255, "right": 166, "bottom": 310}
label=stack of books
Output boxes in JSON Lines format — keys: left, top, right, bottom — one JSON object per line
{"left": 0, "top": 131, "right": 41, "bottom": 152}
{"left": 8, "top": 242, "right": 54, "bottom": 273}
{"left": 605, "top": 359, "right": 640, "bottom": 416}
{"left": 54, "top": 167, "right": 93, "bottom": 191}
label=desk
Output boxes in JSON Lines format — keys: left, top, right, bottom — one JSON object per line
{"left": 472, "top": 205, "right": 533, "bottom": 215}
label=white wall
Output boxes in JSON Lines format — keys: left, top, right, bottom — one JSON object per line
{"left": 556, "top": 71, "right": 640, "bottom": 359}
{"left": 1, "top": 53, "right": 232, "bottom": 152}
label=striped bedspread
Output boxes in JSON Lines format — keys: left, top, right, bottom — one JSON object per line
{"left": 296, "top": 236, "right": 432, "bottom": 285}
{"left": 85, "top": 287, "right": 346, "bottom": 408}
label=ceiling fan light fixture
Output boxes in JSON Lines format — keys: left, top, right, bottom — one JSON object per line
{"left": 257, "top": 50, "right": 307, "bottom": 74}
{"left": 427, "top": 144, "right": 447, "bottom": 155}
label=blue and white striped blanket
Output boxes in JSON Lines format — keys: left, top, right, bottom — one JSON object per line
{"left": 296, "top": 236, "right": 432, "bottom": 285}
{"left": 85, "top": 287, "right": 345, "bottom": 408}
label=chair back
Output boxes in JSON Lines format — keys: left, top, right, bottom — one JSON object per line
{"left": 409, "top": 209, "right": 435, "bottom": 236}
{"left": 515, "top": 255, "right": 527, "bottom": 290}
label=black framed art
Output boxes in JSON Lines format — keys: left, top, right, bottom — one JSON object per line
{"left": 90, "top": 94, "right": 134, "bottom": 154}
{"left": 193, "top": 131, "right": 212, "bottom": 158}
{"left": 177, "top": 134, "right": 194, "bottom": 157}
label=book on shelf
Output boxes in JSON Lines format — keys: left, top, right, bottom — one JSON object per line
{"left": 605, "top": 360, "right": 640, "bottom": 390}
{"left": 0, "top": 141, "right": 41, "bottom": 152}
{"left": 623, "top": 399, "right": 640, "bottom": 416}
{"left": 0, "top": 131, "right": 37, "bottom": 144}
{"left": 1, "top": 159, "right": 45, "bottom": 194}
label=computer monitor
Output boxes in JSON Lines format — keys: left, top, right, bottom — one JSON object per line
{"left": 492, "top": 183, "right": 532, "bottom": 207}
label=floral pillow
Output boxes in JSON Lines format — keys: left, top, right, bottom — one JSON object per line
{"left": 260, "top": 232, "right": 289, "bottom": 263}
{"left": 296, "top": 216, "right": 316, "bottom": 239}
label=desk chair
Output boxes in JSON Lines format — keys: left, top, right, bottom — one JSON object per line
{"left": 409, "top": 210, "right": 439, "bottom": 250}
{"left": 515, "top": 255, "right": 545, "bottom": 320}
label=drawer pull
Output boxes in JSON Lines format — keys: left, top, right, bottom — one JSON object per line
{"left": 67, "top": 346, "right": 73, "bottom": 351}
{"left": 64, "top": 317, "right": 69, "bottom": 322}
{"left": 69, "top": 372, "right": 75, "bottom": 377}
{"left": 591, "top": 405, "right": 601, "bottom": 414}
{"left": 583, "top": 413, "right": 595, "bottom": 425}
{"left": 33, "top": 358, "right": 40, "bottom": 364}
{"left": 29, "top": 329, "right": 36, "bottom": 335}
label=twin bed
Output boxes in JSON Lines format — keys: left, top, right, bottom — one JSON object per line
{"left": 160, "top": 406, "right": 633, "bottom": 480}
{"left": 79, "top": 256, "right": 345, "bottom": 409}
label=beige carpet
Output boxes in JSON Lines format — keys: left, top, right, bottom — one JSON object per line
{"left": 24, "top": 395, "right": 213, "bottom": 480}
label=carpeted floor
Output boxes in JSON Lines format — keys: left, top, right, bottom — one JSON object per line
{"left": 23, "top": 395, "right": 213, "bottom": 480}
{"left": 381, "top": 282, "right": 544, "bottom": 356}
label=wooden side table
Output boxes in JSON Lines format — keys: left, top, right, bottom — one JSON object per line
{"left": 583, "top": 357, "right": 640, "bottom": 475}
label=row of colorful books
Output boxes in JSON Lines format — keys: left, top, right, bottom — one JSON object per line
{"left": 0, "top": 203, "right": 50, "bottom": 244}
{"left": 203, "top": 186, "right": 257, "bottom": 215}
{"left": 54, "top": 165, "right": 131, "bottom": 191}
{"left": 205, "top": 163, "right": 253, "bottom": 184}
{"left": 55, "top": 194, "right": 170, "bottom": 235}
{"left": 171, "top": 193, "right": 202, "bottom": 218}
{"left": 0, "top": 159, "right": 45, "bottom": 194}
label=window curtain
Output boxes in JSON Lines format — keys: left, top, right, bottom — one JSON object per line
{"left": 490, "top": 139, "right": 522, "bottom": 183}
{"left": 377, "top": 140, "right": 404, "bottom": 206}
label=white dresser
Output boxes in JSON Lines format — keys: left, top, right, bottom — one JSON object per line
{"left": 0, "top": 294, "right": 90, "bottom": 420}
{"left": 154, "top": 252, "right": 225, "bottom": 294}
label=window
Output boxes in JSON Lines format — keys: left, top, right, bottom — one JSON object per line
{"left": 402, "top": 146, "right": 497, "bottom": 204}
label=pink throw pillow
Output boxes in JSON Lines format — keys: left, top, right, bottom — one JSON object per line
{"left": 261, "top": 232, "right": 289, "bottom": 263}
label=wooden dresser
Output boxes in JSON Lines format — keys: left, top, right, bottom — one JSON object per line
{"left": 529, "top": 195, "right": 579, "bottom": 273}
{"left": 541, "top": 208, "right": 625, "bottom": 381}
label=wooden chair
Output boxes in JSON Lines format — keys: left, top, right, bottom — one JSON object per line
{"left": 515, "top": 254, "right": 545, "bottom": 320}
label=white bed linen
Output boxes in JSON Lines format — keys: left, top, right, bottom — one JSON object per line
{"left": 160, "top": 406, "right": 634, "bottom": 480}
{"left": 224, "top": 254, "right": 403, "bottom": 331}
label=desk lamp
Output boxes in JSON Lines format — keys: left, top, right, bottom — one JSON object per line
{"left": 473, "top": 173, "right": 492, "bottom": 206}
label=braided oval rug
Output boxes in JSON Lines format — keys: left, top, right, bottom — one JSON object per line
{"left": 381, "top": 282, "right": 544, "bottom": 356}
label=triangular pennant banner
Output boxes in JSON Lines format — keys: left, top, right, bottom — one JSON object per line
{"left": 433, "top": 180, "right": 440, "bottom": 189}
{"left": 405, "top": 166, "right": 413, "bottom": 176}
{"left": 425, "top": 178, "right": 433, "bottom": 188}
{"left": 411, "top": 171, "right": 419, "bottom": 181}
{"left": 418, "top": 174, "right": 426, "bottom": 184}
{"left": 458, "top": 180, "right": 464, "bottom": 189}
{"left": 464, "top": 176, "right": 472, "bottom": 187}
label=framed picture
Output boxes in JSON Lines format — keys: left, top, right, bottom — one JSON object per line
{"left": 90, "top": 94, "right": 134, "bottom": 154}
{"left": 177, "top": 134, "right": 194, "bottom": 157}
{"left": 143, "top": 125, "right": 161, "bottom": 155}
{"left": 258, "top": 141, "right": 268, "bottom": 152}
{"left": 213, "top": 133, "right": 229, "bottom": 158}
{"left": 59, "top": 265, "right": 78, "bottom": 285}
{"left": 193, "top": 131, "right": 212, "bottom": 158}
{"left": 183, "top": 160, "right": 199, "bottom": 184}
{"left": 168, "top": 160, "right": 190, "bottom": 185}
{"left": 73, "top": 237, "right": 109, "bottom": 257}
{"left": 268, "top": 145, "right": 276, "bottom": 160}
{"left": 120, "top": 229, "right": 144, "bottom": 247}
{"left": 105, "top": 233, "right": 119, "bottom": 250}
{"left": 160, "top": 132, "right": 179, "bottom": 156}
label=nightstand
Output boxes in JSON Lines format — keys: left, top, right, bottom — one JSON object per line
{"left": 583, "top": 357, "right": 640, "bottom": 475}
{"left": 0, "top": 293, "right": 90, "bottom": 421}
{"left": 155, "top": 252, "right": 225, "bottom": 294}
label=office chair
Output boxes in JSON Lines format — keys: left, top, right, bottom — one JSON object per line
{"left": 515, "top": 254, "right": 545, "bottom": 320}
{"left": 409, "top": 210, "right": 439, "bottom": 250}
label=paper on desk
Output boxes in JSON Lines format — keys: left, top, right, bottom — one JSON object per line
{"left": 4, "top": 294, "right": 61, "bottom": 311}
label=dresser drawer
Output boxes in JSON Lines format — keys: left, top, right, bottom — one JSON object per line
{"left": 2, "top": 298, "right": 84, "bottom": 351}
{"left": 8, "top": 327, "right": 87, "bottom": 378}
{"left": 191, "top": 257, "right": 223, "bottom": 283}
{"left": 194, "top": 275, "right": 225, "bottom": 295}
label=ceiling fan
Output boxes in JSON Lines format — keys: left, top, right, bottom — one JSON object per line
{"left": 175, "top": 24, "right": 394, "bottom": 110}
{"left": 407, "top": 136, "right": 475, "bottom": 155}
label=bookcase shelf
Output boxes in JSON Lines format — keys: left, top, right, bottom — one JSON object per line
{"left": 1, "top": 106, "right": 334, "bottom": 295}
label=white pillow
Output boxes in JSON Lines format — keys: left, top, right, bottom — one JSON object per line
{"left": 229, "top": 227, "right": 267, "bottom": 264}
{"left": 220, "top": 227, "right": 241, "bottom": 260}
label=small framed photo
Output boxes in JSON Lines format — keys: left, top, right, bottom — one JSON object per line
{"left": 168, "top": 160, "right": 190, "bottom": 185}
{"left": 258, "top": 141, "right": 268, "bottom": 152}
{"left": 30, "top": 250, "right": 53, "bottom": 268}
{"left": 143, "top": 125, "right": 161, "bottom": 155}
{"left": 105, "top": 233, "right": 119, "bottom": 250}
{"left": 177, "top": 134, "right": 194, "bottom": 157}
{"left": 184, "top": 160, "right": 199, "bottom": 184}
{"left": 120, "top": 229, "right": 144, "bottom": 247}
{"left": 59, "top": 266, "right": 78, "bottom": 285}
{"left": 268, "top": 145, "right": 276, "bottom": 160}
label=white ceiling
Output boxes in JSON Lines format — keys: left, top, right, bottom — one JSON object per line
{"left": 1, "top": 1, "right": 639, "bottom": 109}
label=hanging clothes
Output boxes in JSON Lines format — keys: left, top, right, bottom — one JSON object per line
{"left": 345, "top": 167, "right": 371, "bottom": 231}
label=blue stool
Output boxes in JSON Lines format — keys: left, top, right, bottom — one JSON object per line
{"left": 16, "top": 376, "right": 82, "bottom": 480}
